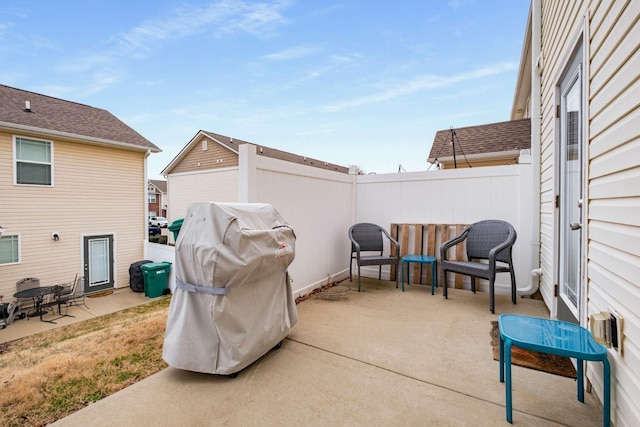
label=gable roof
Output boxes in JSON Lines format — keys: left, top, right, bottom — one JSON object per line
{"left": 0, "top": 84, "right": 159, "bottom": 152}
{"left": 427, "top": 118, "right": 531, "bottom": 164}
{"left": 148, "top": 179, "right": 167, "bottom": 193}
{"left": 162, "top": 130, "right": 349, "bottom": 175}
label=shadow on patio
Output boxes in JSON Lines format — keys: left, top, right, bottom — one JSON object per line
{"left": 35, "top": 278, "right": 603, "bottom": 426}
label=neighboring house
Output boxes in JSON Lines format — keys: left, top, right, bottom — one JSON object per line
{"left": 427, "top": 119, "right": 531, "bottom": 169}
{"left": 148, "top": 179, "right": 168, "bottom": 218}
{"left": 513, "top": 1, "right": 640, "bottom": 424}
{"left": 161, "top": 130, "right": 349, "bottom": 221}
{"left": 0, "top": 84, "right": 160, "bottom": 298}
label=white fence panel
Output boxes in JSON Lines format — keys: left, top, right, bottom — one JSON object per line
{"left": 240, "top": 145, "right": 355, "bottom": 297}
{"left": 160, "top": 146, "right": 533, "bottom": 299}
{"left": 355, "top": 164, "right": 533, "bottom": 295}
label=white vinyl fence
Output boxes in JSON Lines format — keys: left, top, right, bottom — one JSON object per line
{"left": 147, "top": 146, "right": 535, "bottom": 298}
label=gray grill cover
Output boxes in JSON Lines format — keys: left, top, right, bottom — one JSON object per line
{"left": 162, "top": 202, "right": 297, "bottom": 374}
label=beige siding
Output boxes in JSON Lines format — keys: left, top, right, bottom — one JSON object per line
{"left": 1, "top": 131, "right": 146, "bottom": 298}
{"left": 170, "top": 136, "right": 239, "bottom": 174}
{"left": 167, "top": 169, "right": 239, "bottom": 221}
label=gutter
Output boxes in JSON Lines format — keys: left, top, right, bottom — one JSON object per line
{"left": 519, "top": 0, "right": 542, "bottom": 296}
{"left": 0, "top": 121, "right": 161, "bottom": 153}
{"left": 429, "top": 149, "right": 523, "bottom": 166}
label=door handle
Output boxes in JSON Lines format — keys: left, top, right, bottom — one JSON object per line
{"left": 570, "top": 222, "right": 582, "bottom": 230}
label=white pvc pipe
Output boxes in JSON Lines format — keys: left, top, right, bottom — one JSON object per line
{"left": 519, "top": 0, "right": 542, "bottom": 296}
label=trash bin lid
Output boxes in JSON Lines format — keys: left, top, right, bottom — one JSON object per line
{"left": 140, "top": 262, "right": 172, "bottom": 271}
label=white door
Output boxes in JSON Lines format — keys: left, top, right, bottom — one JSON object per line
{"left": 557, "top": 45, "right": 583, "bottom": 325}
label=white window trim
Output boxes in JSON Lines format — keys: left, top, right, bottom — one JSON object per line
{"left": 13, "top": 135, "right": 54, "bottom": 186}
{"left": 0, "top": 234, "right": 21, "bottom": 266}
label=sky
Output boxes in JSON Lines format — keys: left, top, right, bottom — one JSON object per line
{"left": 0, "top": 1, "right": 530, "bottom": 178}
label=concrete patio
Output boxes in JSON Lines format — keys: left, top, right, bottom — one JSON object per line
{"left": 3, "top": 279, "right": 604, "bottom": 426}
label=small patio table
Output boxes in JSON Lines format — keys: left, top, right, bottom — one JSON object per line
{"left": 498, "top": 314, "right": 610, "bottom": 426}
{"left": 13, "top": 285, "right": 63, "bottom": 324}
{"left": 401, "top": 255, "right": 437, "bottom": 295}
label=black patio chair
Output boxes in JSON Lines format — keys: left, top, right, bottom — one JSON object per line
{"left": 440, "top": 220, "right": 517, "bottom": 313}
{"left": 55, "top": 275, "right": 88, "bottom": 314}
{"left": 349, "top": 223, "right": 400, "bottom": 292}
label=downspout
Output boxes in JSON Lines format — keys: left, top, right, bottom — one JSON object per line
{"left": 144, "top": 150, "right": 151, "bottom": 259}
{"left": 521, "top": 0, "right": 543, "bottom": 296}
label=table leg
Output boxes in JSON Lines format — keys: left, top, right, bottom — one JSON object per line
{"left": 499, "top": 335, "right": 505, "bottom": 383}
{"left": 402, "top": 261, "right": 406, "bottom": 291}
{"left": 36, "top": 298, "right": 43, "bottom": 321}
{"left": 577, "top": 359, "right": 584, "bottom": 402}
{"left": 430, "top": 261, "right": 436, "bottom": 295}
{"left": 603, "top": 358, "right": 610, "bottom": 427}
{"left": 505, "top": 339, "right": 513, "bottom": 423}
{"left": 37, "top": 296, "right": 57, "bottom": 324}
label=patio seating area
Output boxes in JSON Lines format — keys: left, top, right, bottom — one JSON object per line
{"left": 10, "top": 278, "right": 603, "bottom": 427}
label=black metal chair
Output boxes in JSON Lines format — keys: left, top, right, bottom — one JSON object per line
{"left": 440, "top": 220, "right": 517, "bottom": 313}
{"left": 349, "top": 223, "right": 400, "bottom": 292}
{"left": 55, "top": 275, "right": 87, "bottom": 314}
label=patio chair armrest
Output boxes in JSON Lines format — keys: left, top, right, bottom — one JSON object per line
{"left": 379, "top": 228, "right": 399, "bottom": 256}
{"left": 440, "top": 230, "right": 469, "bottom": 261}
{"left": 350, "top": 238, "right": 362, "bottom": 259}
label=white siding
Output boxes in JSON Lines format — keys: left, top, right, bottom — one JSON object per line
{"left": 535, "top": 0, "right": 640, "bottom": 424}
{"left": 538, "top": 0, "right": 586, "bottom": 312}
{"left": 586, "top": 1, "right": 640, "bottom": 424}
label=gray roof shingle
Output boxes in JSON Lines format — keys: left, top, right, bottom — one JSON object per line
{"left": 428, "top": 118, "right": 530, "bottom": 162}
{"left": 0, "top": 84, "right": 159, "bottom": 151}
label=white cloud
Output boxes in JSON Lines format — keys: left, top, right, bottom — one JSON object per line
{"left": 115, "top": 0, "right": 291, "bottom": 55}
{"left": 322, "top": 62, "right": 518, "bottom": 112}
{"left": 50, "top": 1, "right": 292, "bottom": 98}
{"left": 262, "top": 46, "right": 321, "bottom": 61}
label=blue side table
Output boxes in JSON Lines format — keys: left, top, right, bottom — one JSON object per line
{"left": 498, "top": 314, "right": 610, "bottom": 426}
{"left": 401, "top": 255, "right": 437, "bottom": 295}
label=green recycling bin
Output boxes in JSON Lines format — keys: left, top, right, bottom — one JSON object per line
{"left": 140, "top": 262, "right": 172, "bottom": 298}
{"left": 168, "top": 218, "right": 184, "bottom": 241}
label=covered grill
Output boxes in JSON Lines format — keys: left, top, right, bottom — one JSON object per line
{"left": 162, "top": 202, "right": 297, "bottom": 375}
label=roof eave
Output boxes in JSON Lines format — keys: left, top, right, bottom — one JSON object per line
{"left": 0, "top": 121, "right": 161, "bottom": 153}
{"left": 429, "top": 149, "right": 524, "bottom": 164}
{"left": 511, "top": 5, "right": 533, "bottom": 120}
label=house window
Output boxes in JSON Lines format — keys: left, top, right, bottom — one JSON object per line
{"left": 15, "top": 137, "right": 53, "bottom": 185}
{"left": 148, "top": 193, "right": 157, "bottom": 203}
{"left": 0, "top": 235, "right": 19, "bottom": 265}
